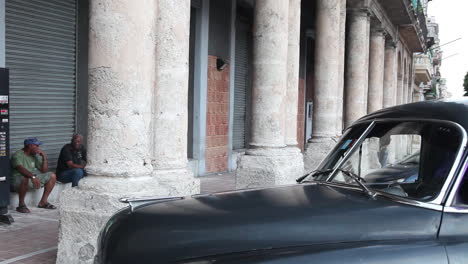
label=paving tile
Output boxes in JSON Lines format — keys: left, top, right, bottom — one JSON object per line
{"left": 9, "top": 249, "right": 57, "bottom": 264}
{"left": 200, "top": 172, "right": 236, "bottom": 194}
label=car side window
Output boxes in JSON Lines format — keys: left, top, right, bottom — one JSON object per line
{"left": 322, "top": 121, "right": 462, "bottom": 202}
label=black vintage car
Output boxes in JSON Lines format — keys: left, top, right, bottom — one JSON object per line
{"left": 95, "top": 99, "right": 468, "bottom": 264}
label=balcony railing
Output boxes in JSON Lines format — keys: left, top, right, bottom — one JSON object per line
{"left": 380, "top": 0, "right": 428, "bottom": 52}
{"left": 415, "top": 0, "right": 428, "bottom": 44}
{"left": 414, "top": 54, "right": 433, "bottom": 84}
{"left": 414, "top": 55, "right": 431, "bottom": 66}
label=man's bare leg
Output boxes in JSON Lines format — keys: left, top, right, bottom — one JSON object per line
{"left": 39, "top": 173, "right": 56, "bottom": 206}
{"left": 18, "top": 178, "right": 29, "bottom": 207}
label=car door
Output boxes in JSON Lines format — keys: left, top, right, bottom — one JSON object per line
{"left": 189, "top": 241, "right": 449, "bottom": 264}
{"left": 439, "top": 209, "right": 468, "bottom": 264}
{"left": 439, "top": 161, "right": 468, "bottom": 264}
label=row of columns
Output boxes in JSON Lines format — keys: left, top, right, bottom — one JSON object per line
{"left": 305, "top": 2, "right": 415, "bottom": 172}
{"left": 336, "top": 8, "right": 414, "bottom": 127}
{"left": 57, "top": 0, "right": 419, "bottom": 260}
{"left": 58, "top": 0, "right": 199, "bottom": 262}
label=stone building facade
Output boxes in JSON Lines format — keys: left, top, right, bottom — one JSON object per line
{"left": 0, "top": 0, "right": 429, "bottom": 262}
{"left": 415, "top": 16, "right": 446, "bottom": 100}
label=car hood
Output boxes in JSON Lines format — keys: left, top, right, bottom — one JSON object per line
{"left": 101, "top": 183, "right": 441, "bottom": 263}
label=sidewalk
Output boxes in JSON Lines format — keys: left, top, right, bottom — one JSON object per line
{"left": 0, "top": 173, "right": 235, "bottom": 264}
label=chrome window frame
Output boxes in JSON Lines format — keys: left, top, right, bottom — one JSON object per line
{"left": 326, "top": 121, "right": 376, "bottom": 181}
{"left": 321, "top": 118, "right": 467, "bottom": 210}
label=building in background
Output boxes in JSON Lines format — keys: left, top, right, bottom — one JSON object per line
{"left": 0, "top": 0, "right": 431, "bottom": 262}
{"left": 414, "top": 16, "right": 446, "bottom": 100}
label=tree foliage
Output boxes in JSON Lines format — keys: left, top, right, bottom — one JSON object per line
{"left": 464, "top": 72, "right": 468, "bottom": 96}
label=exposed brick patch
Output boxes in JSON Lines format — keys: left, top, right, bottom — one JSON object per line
{"left": 297, "top": 78, "right": 305, "bottom": 152}
{"left": 206, "top": 55, "right": 230, "bottom": 173}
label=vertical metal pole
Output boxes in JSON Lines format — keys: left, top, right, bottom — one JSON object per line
{"left": 193, "top": 0, "right": 210, "bottom": 176}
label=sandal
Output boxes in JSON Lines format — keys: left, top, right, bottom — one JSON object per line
{"left": 16, "top": 205, "right": 31, "bottom": 213}
{"left": 37, "top": 202, "right": 57, "bottom": 210}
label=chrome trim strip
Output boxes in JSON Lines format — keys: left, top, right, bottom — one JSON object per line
{"left": 326, "top": 121, "right": 376, "bottom": 181}
{"left": 315, "top": 131, "right": 350, "bottom": 171}
{"left": 341, "top": 118, "right": 468, "bottom": 205}
{"left": 119, "top": 196, "right": 183, "bottom": 203}
{"left": 120, "top": 196, "right": 184, "bottom": 212}
{"left": 317, "top": 181, "right": 444, "bottom": 211}
{"left": 444, "top": 206, "right": 468, "bottom": 214}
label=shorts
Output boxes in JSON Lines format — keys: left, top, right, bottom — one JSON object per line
{"left": 12, "top": 170, "right": 53, "bottom": 191}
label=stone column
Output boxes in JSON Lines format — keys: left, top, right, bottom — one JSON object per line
{"left": 406, "top": 64, "right": 413, "bottom": 103}
{"left": 396, "top": 53, "right": 404, "bottom": 105}
{"left": 304, "top": 0, "right": 343, "bottom": 172}
{"left": 413, "top": 86, "right": 424, "bottom": 102}
{"left": 152, "top": 0, "right": 199, "bottom": 192}
{"left": 336, "top": 0, "right": 347, "bottom": 135}
{"left": 57, "top": 1, "right": 198, "bottom": 263}
{"left": 407, "top": 79, "right": 414, "bottom": 103}
{"left": 383, "top": 43, "right": 397, "bottom": 108}
{"left": 249, "top": 0, "right": 288, "bottom": 149}
{"left": 344, "top": 9, "right": 371, "bottom": 128}
{"left": 396, "top": 75, "right": 402, "bottom": 105}
{"left": 236, "top": 0, "right": 303, "bottom": 188}
{"left": 285, "top": 0, "right": 301, "bottom": 147}
{"left": 367, "top": 29, "right": 386, "bottom": 113}
{"left": 401, "top": 72, "right": 409, "bottom": 104}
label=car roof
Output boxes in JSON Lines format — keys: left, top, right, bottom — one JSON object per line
{"left": 357, "top": 98, "right": 468, "bottom": 131}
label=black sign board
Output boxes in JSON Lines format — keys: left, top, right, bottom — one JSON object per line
{"left": 0, "top": 68, "right": 11, "bottom": 222}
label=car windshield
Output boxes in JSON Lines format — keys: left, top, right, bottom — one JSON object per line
{"left": 312, "top": 120, "right": 463, "bottom": 202}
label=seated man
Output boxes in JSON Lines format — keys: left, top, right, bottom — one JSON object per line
{"left": 56, "top": 134, "right": 87, "bottom": 187}
{"left": 11, "top": 137, "right": 57, "bottom": 213}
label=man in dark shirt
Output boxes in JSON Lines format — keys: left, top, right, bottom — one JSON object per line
{"left": 56, "top": 134, "right": 87, "bottom": 187}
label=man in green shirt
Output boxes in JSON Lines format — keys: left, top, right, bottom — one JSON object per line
{"left": 11, "top": 137, "right": 57, "bottom": 213}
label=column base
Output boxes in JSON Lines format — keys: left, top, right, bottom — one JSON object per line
{"left": 235, "top": 147, "right": 304, "bottom": 189}
{"left": 56, "top": 169, "right": 199, "bottom": 264}
{"left": 304, "top": 137, "right": 339, "bottom": 173}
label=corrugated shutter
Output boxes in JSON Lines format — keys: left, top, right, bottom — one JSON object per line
{"left": 233, "top": 18, "right": 251, "bottom": 150}
{"left": 6, "top": 0, "right": 77, "bottom": 169}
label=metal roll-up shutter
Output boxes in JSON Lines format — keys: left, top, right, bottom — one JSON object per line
{"left": 233, "top": 18, "right": 252, "bottom": 150}
{"left": 6, "top": 0, "right": 77, "bottom": 168}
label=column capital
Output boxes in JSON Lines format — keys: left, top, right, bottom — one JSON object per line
{"left": 385, "top": 40, "right": 397, "bottom": 49}
{"left": 347, "top": 7, "right": 372, "bottom": 18}
{"left": 370, "top": 25, "right": 387, "bottom": 37}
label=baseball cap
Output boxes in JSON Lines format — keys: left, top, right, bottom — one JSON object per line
{"left": 24, "top": 137, "right": 43, "bottom": 146}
